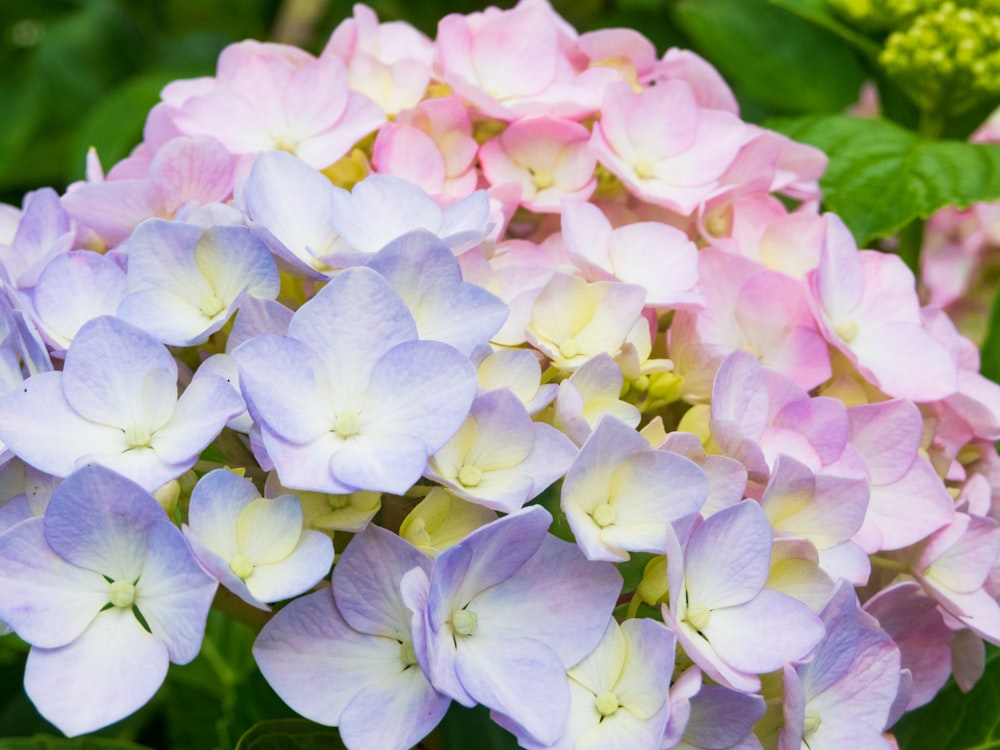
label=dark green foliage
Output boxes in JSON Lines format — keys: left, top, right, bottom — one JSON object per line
{"left": 893, "top": 647, "right": 1000, "bottom": 750}
{"left": 771, "top": 114, "right": 1000, "bottom": 245}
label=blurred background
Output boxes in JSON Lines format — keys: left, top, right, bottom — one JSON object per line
{"left": 0, "top": 0, "right": 879, "bottom": 208}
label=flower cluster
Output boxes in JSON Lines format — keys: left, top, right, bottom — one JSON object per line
{"left": 0, "top": 1, "right": 998, "bottom": 748}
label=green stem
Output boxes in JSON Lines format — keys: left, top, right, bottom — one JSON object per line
{"left": 625, "top": 594, "right": 642, "bottom": 620}
{"left": 869, "top": 555, "right": 911, "bottom": 574}
{"left": 895, "top": 219, "right": 924, "bottom": 276}
{"left": 211, "top": 586, "right": 272, "bottom": 631}
{"left": 213, "top": 429, "right": 267, "bottom": 485}
{"left": 918, "top": 105, "right": 947, "bottom": 140}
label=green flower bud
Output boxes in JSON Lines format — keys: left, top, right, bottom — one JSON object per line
{"left": 879, "top": 3, "right": 1000, "bottom": 117}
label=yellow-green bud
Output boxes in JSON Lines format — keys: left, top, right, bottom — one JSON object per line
{"left": 636, "top": 555, "right": 669, "bottom": 606}
{"left": 879, "top": 3, "right": 1000, "bottom": 115}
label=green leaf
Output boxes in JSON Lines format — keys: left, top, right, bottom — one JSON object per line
{"left": 769, "top": 114, "right": 1000, "bottom": 245}
{"left": 0, "top": 737, "right": 154, "bottom": 750}
{"left": 671, "top": 0, "right": 867, "bottom": 117}
{"left": 163, "top": 609, "right": 295, "bottom": 750}
{"left": 617, "top": 551, "right": 656, "bottom": 593}
{"left": 438, "top": 704, "right": 519, "bottom": 750}
{"left": 766, "top": 0, "right": 882, "bottom": 58}
{"left": 234, "top": 719, "right": 346, "bottom": 750}
{"left": 893, "top": 646, "right": 1000, "bottom": 749}
{"left": 73, "top": 71, "right": 184, "bottom": 180}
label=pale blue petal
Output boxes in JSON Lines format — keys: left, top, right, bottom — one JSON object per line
{"left": 330, "top": 175, "right": 443, "bottom": 255}
{"left": 117, "top": 287, "right": 220, "bottom": 346}
{"left": 438, "top": 191, "right": 492, "bottom": 250}
{"left": 615, "top": 618, "right": 676, "bottom": 719}
{"left": 125, "top": 218, "right": 209, "bottom": 299}
{"left": 683, "top": 683, "right": 766, "bottom": 748}
{"left": 187, "top": 469, "right": 259, "bottom": 561}
{"left": 340, "top": 664, "right": 451, "bottom": 750}
{"left": 367, "top": 232, "right": 507, "bottom": 355}
{"left": 703, "top": 590, "right": 825, "bottom": 674}
{"left": 233, "top": 334, "right": 335, "bottom": 443}
{"left": 259, "top": 429, "right": 357, "bottom": 495}
{"left": 134, "top": 518, "right": 217, "bottom": 664}
{"left": 32, "top": 251, "right": 127, "bottom": 350}
{"left": 455, "top": 635, "right": 570, "bottom": 746}
{"left": 195, "top": 224, "right": 279, "bottom": 302}
{"left": 245, "top": 529, "right": 333, "bottom": 603}
{"left": 183, "top": 525, "right": 268, "bottom": 611}
{"left": 329, "top": 432, "right": 429, "bottom": 495}
{"left": 24, "top": 607, "right": 169, "bottom": 736}
{"left": 151, "top": 373, "right": 243, "bottom": 464}
{"left": 228, "top": 296, "right": 292, "bottom": 350}
{"left": 471, "top": 534, "right": 621, "bottom": 668}
{"left": 362, "top": 339, "right": 477, "bottom": 453}
{"left": 253, "top": 588, "right": 402, "bottom": 725}
{"left": 684, "top": 500, "right": 773, "bottom": 609}
{"left": 242, "top": 150, "right": 346, "bottom": 278}
{"left": 189, "top": 354, "right": 250, "bottom": 431}
{"left": 0, "top": 517, "right": 106, "bottom": 648}
{"left": 61, "top": 316, "right": 177, "bottom": 428}
{"left": 288, "top": 267, "right": 416, "bottom": 399}
{"left": 0, "top": 371, "right": 126, "bottom": 477}
{"left": 82, "top": 446, "right": 190, "bottom": 493}
{"left": 333, "top": 524, "right": 431, "bottom": 640}
{"left": 431, "top": 507, "right": 551, "bottom": 621}
{"left": 43, "top": 465, "right": 163, "bottom": 580}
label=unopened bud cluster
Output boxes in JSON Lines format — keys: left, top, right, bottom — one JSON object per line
{"left": 880, "top": 2, "right": 1000, "bottom": 110}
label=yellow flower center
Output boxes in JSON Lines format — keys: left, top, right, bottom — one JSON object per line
{"left": 592, "top": 503, "right": 616, "bottom": 528}
{"left": 328, "top": 494, "right": 351, "bottom": 510}
{"left": 803, "top": 711, "right": 822, "bottom": 737}
{"left": 595, "top": 691, "right": 620, "bottom": 717}
{"left": 199, "top": 293, "right": 225, "bottom": 318}
{"left": 559, "top": 337, "right": 581, "bottom": 360}
{"left": 634, "top": 158, "right": 656, "bottom": 180}
{"left": 835, "top": 320, "right": 859, "bottom": 342}
{"left": 531, "top": 168, "right": 554, "bottom": 191}
{"left": 335, "top": 412, "right": 361, "bottom": 439}
{"left": 108, "top": 580, "right": 136, "bottom": 609}
{"left": 685, "top": 602, "right": 711, "bottom": 632}
{"left": 452, "top": 609, "right": 478, "bottom": 636}
{"left": 230, "top": 554, "right": 255, "bottom": 580}
{"left": 124, "top": 423, "right": 152, "bottom": 450}
{"left": 400, "top": 640, "right": 418, "bottom": 668}
{"left": 457, "top": 464, "right": 483, "bottom": 488}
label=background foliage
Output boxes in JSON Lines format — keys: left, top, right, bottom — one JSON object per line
{"left": 1, "top": 0, "right": 999, "bottom": 748}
